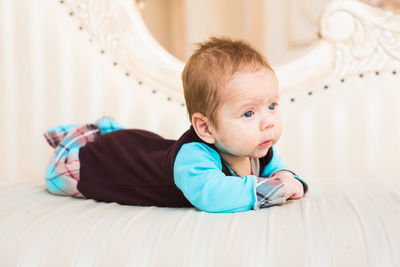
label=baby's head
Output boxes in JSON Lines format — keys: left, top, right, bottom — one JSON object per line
{"left": 182, "top": 37, "right": 282, "bottom": 159}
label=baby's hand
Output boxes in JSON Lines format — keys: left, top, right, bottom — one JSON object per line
{"left": 271, "top": 171, "right": 304, "bottom": 200}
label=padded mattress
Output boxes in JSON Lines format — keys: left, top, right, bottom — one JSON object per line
{"left": 1, "top": 175, "right": 399, "bottom": 267}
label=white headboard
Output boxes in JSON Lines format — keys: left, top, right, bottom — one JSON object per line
{"left": 0, "top": 0, "right": 399, "bottom": 181}
{"left": 277, "top": 1, "right": 400, "bottom": 179}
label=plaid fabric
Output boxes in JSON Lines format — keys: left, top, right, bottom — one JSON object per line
{"left": 44, "top": 124, "right": 78, "bottom": 148}
{"left": 224, "top": 157, "right": 287, "bottom": 210}
{"left": 44, "top": 117, "right": 123, "bottom": 197}
{"left": 255, "top": 177, "right": 287, "bottom": 209}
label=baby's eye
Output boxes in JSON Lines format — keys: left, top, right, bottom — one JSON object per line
{"left": 269, "top": 103, "right": 278, "bottom": 110}
{"left": 243, "top": 111, "right": 254, "bottom": 118}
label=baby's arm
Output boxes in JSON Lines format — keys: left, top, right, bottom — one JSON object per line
{"left": 174, "top": 143, "right": 289, "bottom": 212}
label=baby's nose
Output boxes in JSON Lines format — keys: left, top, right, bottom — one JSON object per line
{"left": 260, "top": 117, "right": 274, "bottom": 131}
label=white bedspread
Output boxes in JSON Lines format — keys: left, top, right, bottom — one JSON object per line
{"left": 1, "top": 176, "right": 399, "bottom": 267}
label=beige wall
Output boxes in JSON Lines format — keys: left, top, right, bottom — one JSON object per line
{"left": 183, "top": 0, "right": 265, "bottom": 60}
{"left": 139, "top": 0, "right": 186, "bottom": 61}
{"left": 139, "top": 0, "right": 333, "bottom": 65}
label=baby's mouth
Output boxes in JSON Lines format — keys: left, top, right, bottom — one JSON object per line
{"left": 258, "top": 139, "right": 272, "bottom": 148}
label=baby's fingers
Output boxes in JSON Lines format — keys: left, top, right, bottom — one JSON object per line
{"left": 285, "top": 192, "right": 295, "bottom": 200}
{"left": 287, "top": 189, "right": 304, "bottom": 199}
{"left": 288, "top": 193, "right": 303, "bottom": 199}
{"left": 284, "top": 185, "right": 304, "bottom": 199}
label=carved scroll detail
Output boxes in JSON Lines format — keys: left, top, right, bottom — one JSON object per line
{"left": 61, "top": 0, "right": 400, "bottom": 100}
{"left": 319, "top": 1, "right": 400, "bottom": 82}
{"left": 63, "top": 0, "right": 185, "bottom": 102}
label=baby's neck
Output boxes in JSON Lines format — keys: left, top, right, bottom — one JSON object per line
{"left": 220, "top": 153, "right": 252, "bottom": 177}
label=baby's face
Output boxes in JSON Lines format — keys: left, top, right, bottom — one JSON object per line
{"left": 211, "top": 68, "right": 282, "bottom": 159}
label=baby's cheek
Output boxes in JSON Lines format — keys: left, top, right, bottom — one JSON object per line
{"left": 275, "top": 113, "right": 283, "bottom": 135}
{"left": 218, "top": 133, "right": 242, "bottom": 151}
{"left": 217, "top": 133, "right": 230, "bottom": 146}
{"left": 276, "top": 125, "right": 283, "bottom": 140}
{"left": 275, "top": 118, "right": 283, "bottom": 140}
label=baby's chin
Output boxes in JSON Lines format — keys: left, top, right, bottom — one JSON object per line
{"left": 252, "top": 146, "right": 272, "bottom": 159}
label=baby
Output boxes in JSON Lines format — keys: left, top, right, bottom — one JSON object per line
{"left": 44, "top": 37, "right": 307, "bottom": 213}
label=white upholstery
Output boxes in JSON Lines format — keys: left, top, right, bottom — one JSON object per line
{"left": 279, "top": 71, "right": 400, "bottom": 179}
{"left": 0, "top": 0, "right": 400, "bottom": 266}
{"left": 1, "top": 175, "right": 400, "bottom": 266}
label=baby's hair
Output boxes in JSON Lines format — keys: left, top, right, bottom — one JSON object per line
{"left": 182, "top": 36, "right": 272, "bottom": 127}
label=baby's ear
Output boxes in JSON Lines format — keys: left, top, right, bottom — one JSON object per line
{"left": 191, "top": 112, "right": 216, "bottom": 144}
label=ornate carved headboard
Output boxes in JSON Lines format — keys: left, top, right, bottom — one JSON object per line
{"left": 58, "top": 0, "right": 400, "bottom": 180}
{"left": 0, "top": 0, "right": 399, "bottom": 181}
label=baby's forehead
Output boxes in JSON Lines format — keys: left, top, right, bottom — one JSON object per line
{"left": 226, "top": 67, "right": 275, "bottom": 86}
{"left": 220, "top": 69, "right": 278, "bottom": 101}
{"left": 226, "top": 90, "right": 279, "bottom": 107}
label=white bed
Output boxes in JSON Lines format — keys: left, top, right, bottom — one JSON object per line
{"left": 1, "top": 0, "right": 400, "bottom": 266}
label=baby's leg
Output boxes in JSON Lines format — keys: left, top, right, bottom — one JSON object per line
{"left": 45, "top": 124, "right": 100, "bottom": 197}
{"left": 44, "top": 124, "right": 78, "bottom": 148}
{"left": 44, "top": 117, "right": 123, "bottom": 197}
{"left": 46, "top": 147, "right": 83, "bottom": 197}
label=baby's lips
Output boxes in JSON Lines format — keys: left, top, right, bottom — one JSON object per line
{"left": 258, "top": 139, "right": 272, "bottom": 148}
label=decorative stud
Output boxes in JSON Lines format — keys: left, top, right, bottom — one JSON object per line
{"left": 359, "top": 73, "right": 364, "bottom": 78}
{"left": 69, "top": 12, "right": 74, "bottom": 16}
{"left": 308, "top": 91, "right": 313, "bottom": 96}
{"left": 393, "top": 70, "right": 397, "bottom": 75}
{"left": 126, "top": 72, "right": 130, "bottom": 76}
{"left": 181, "top": 103, "right": 185, "bottom": 107}
{"left": 290, "top": 98, "right": 295, "bottom": 102}
{"left": 138, "top": 81, "right": 142, "bottom": 85}
{"left": 152, "top": 89, "right": 157, "bottom": 94}
{"left": 324, "top": 85, "right": 328, "bottom": 89}
{"left": 60, "top": 0, "right": 64, "bottom": 4}
{"left": 340, "top": 78, "right": 345, "bottom": 83}
{"left": 79, "top": 26, "right": 83, "bottom": 30}
{"left": 167, "top": 97, "right": 172, "bottom": 101}
{"left": 113, "top": 62, "right": 117, "bottom": 66}
{"left": 375, "top": 71, "right": 380, "bottom": 75}
{"left": 100, "top": 50, "right": 105, "bottom": 54}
